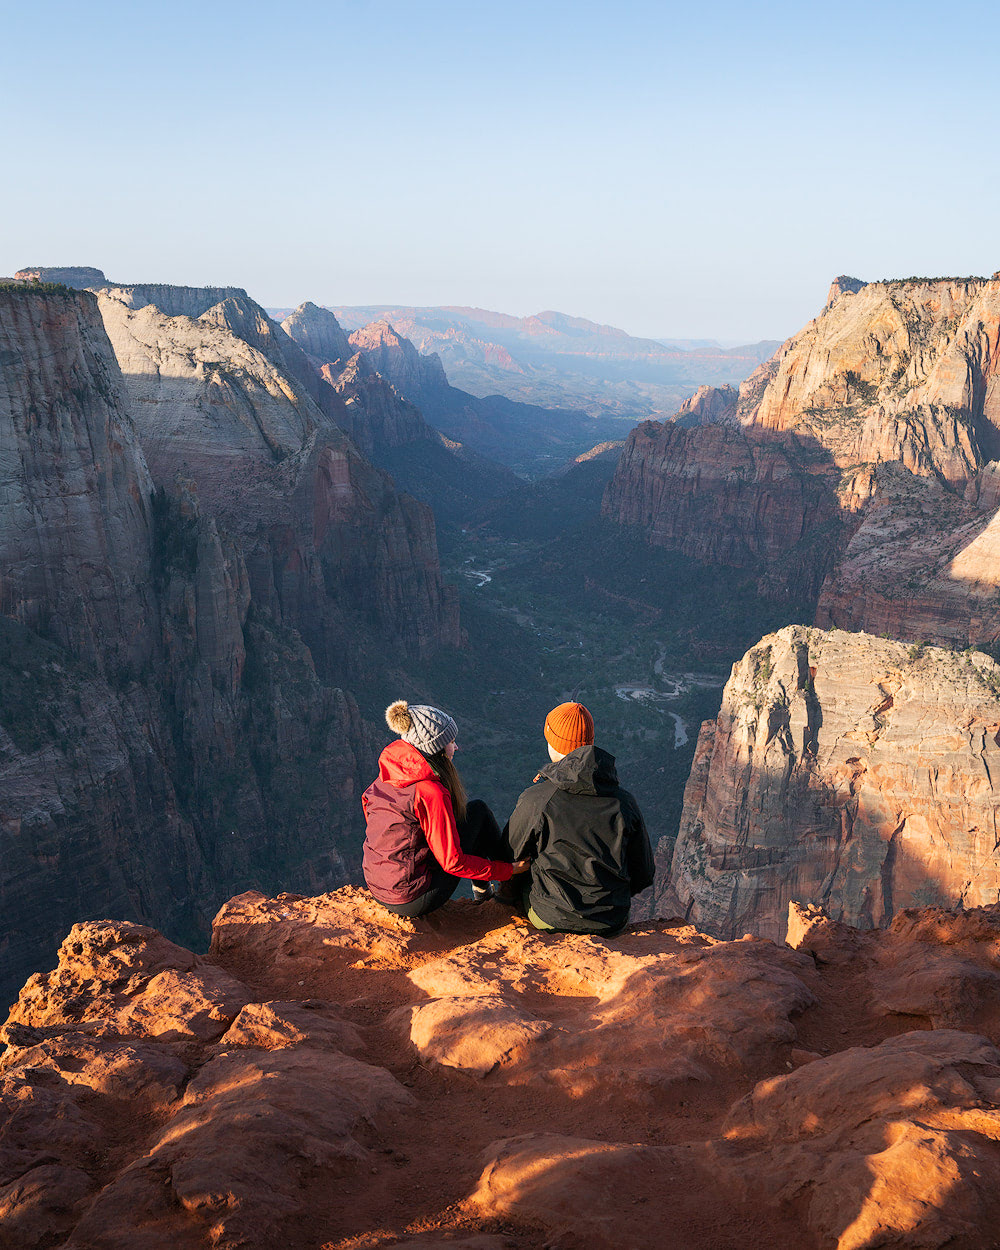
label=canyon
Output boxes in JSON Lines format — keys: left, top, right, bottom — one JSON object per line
{"left": 319, "top": 303, "right": 779, "bottom": 423}
{"left": 9, "top": 266, "right": 1000, "bottom": 1246}
{"left": 604, "top": 275, "right": 1000, "bottom": 648}
{"left": 0, "top": 280, "right": 461, "bottom": 1003}
{"left": 282, "top": 303, "right": 628, "bottom": 478}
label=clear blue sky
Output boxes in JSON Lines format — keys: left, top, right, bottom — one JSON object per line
{"left": 3, "top": 0, "right": 997, "bottom": 341}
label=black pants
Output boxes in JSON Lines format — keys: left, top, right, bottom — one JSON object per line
{"left": 379, "top": 799, "right": 508, "bottom": 918}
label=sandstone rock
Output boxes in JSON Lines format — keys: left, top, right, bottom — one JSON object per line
{"left": 280, "top": 300, "right": 352, "bottom": 366}
{"left": 0, "top": 283, "right": 390, "bottom": 1004}
{"left": 220, "top": 999, "right": 362, "bottom": 1053}
{"left": 0, "top": 1163, "right": 95, "bottom": 1249}
{"left": 0, "top": 287, "right": 155, "bottom": 672}
{"left": 96, "top": 284, "right": 459, "bottom": 665}
{"left": 603, "top": 418, "right": 846, "bottom": 598}
{"left": 398, "top": 995, "right": 554, "bottom": 1078}
{"left": 672, "top": 381, "right": 739, "bottom": 427}
{"left": 726, "top": 1030, "right": 1000, "bottom": 1249}
{"left": 14, "top": 266, "right": 108, "bottom": 288}
{"left": 666, "top": 625, "right": 1000, "bottom": 941}
{"left": 7, "top": 920, "right": 249, "bottom": 1042}
{"left": 209, "top": 886, "right": 437, "bottom": 972}
{"left": 402, "top": 913, "right": 814, "bottom": 1095}
{"left": 604, "top": 275, "right": 1000, "bottom": 644}
{"left": 317, "top": 351, "right": 519, "bottom": 519}
{"left": 0, "top": 913, "right": 414, "bottom": 1250}
{"left": 349, "top": 318, "right": 450, "bottom": 399}
{"left": 472, "top": 1133, "right": 654, "bottom": 1241}
{"left": 9, "top": 892, "right": 1000, "bottom": 1246}
{"left": 0, "top": 1033, "right": 188, "bottom": 1102}
{"left": 825, "top": 274, "right": 868, "bottom": 306}
{"left": 0, "top": 630, "right": 206, "bottom": 1008}
{"left": 321, "top": 350, "right": 432, "bottom": 458}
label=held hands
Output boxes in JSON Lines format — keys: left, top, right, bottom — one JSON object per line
{"left": 510, "top": 859, "right": 531, "bottom": 875}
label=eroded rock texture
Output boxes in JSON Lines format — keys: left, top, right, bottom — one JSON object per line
{"left": 97, "top": 284, "right": 459, "bottom": 666}
{"left": 664, "top": 625, "right": 1000, "bottom": 942}
{"left": 0, "top": 284, "right": 458, "bottom": 1001}
{"left": 604, "top": 275, "right": 1000, "bottom": 644}
{"left": 0, "top": 288, "right": 154, "bottom": 672}
{"left": 281, "top": 303, "right": 519, "bottom": 517}
{"left": 7, "top": 889, "right": 1000, "bottom": 1248}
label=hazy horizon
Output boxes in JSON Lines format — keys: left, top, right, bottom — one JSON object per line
{"left": 3, "top": 0, "right": 998, "bottom": 341}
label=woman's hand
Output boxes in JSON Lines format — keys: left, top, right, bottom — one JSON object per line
{"left": 510, "top": 859, "right": 531, "bottom": 875}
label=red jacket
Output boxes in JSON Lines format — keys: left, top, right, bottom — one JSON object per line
{"left": 361, "top": 739, "right": 514, "bottom": 904}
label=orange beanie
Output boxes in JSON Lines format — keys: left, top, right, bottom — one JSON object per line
{"left": 543, "top": 701, "right": 595, "bottom": 753}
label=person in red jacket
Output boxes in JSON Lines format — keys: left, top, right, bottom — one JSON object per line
{"left": 362, "top": 700, "right": 529, "bottom": 917}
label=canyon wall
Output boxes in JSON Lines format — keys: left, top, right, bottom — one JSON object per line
{"left": 0, "top": 288, "right": 155, "bottom": 673}
{"left": 664, "top": 625, "right": 1000, "bottom": 941}
{"left": 604, "top": 276, "right": 1000, "bottom": 645}
{"left": 0, "top": 284, "right": 462, "bottom": 1003}
{"left": 97, "top": 285, "right": 459, "bottom": 669}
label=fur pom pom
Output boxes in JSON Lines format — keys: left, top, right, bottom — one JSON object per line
{"left": 385, "top": 700, "right": 413, "bottom": 735}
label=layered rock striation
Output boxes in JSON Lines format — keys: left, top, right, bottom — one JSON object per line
{"left": 0, "top": 282, "right": 462, "bottom": 1002}
{"left": 0, "top": 287, "right": 155, "bottom": 673}
{"left": 7, "top": 888, "right": 1000, "bottom": 1247}
{"left": 97, "top": 284, "right": 459, "bottom": 667}
{"left": 604, "top": 275, "right": 1000, "bottom": 645}
{"left": 664, "top": 625, "right": 1000, "bottom": 942}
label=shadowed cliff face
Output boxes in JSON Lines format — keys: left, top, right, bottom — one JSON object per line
{"left": 663, "top": 625, "right": 1000, "bottom": 942}
{"left": 96, "top": 286, "right": 459, "bottom": 669}
{"left": 604, "top": 276, "right": 1000, "bottom": 646}
{"left": 603, "top": 420, "right": 850, "bottom": 601}
{"left": 0, "top": 285, "right": 462, "bottom": 1003}
{"left": 0, "top": 288, "right": 155, "bottom": 674}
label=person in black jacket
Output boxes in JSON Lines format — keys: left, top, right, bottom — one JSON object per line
{"left": 502, "top": 701, "right": 655, "bottom": 936}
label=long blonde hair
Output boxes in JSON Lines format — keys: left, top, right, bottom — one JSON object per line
{"left": 422, "top": 749, "right": 467, "bottom": 823}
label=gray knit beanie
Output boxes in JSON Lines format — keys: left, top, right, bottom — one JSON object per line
{"left": 385, "top": 700, "right": 458, "bottom": 755}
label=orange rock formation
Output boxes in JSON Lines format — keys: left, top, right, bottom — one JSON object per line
{"left": 6, "top": 888, "right": 1000, "bottom": 1248}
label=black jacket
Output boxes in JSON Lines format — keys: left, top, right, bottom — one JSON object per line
{"left": 503, "top": 745, "right": 655, "bottom": 934}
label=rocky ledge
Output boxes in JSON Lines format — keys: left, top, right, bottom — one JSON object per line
{"left": 5, "top": 887, "right": 1000, "bottom": 1248}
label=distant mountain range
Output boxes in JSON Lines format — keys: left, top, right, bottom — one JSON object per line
{"left": 268, "top": 303, "right": 780, "bottom": 421}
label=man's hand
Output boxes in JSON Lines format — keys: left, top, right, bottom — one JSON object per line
{"left": 510, "top": 859, "right": 531, "bottom": 875}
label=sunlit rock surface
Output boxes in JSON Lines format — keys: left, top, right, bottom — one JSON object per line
{"left": 6, "top": 888, "right": 1000, "bottom": 1248}
{"left": 664, "top": 625, "right": 1000, "bottom": 941}
{"left": 96, "top": 284, "right": 459, "bottom": 663}
{"left": 605, "top": 275, "right": 1000, "bottom": 644}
